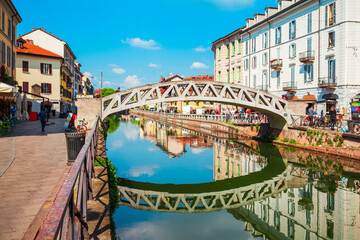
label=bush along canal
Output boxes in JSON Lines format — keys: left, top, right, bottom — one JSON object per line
{"left": 104, "top": 114, "right": 360, "bottom": 240}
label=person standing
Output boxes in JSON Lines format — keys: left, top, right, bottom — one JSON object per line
{"left": 38, "top": 107, "right": 48, "bottom": 131}
{"left": 329, "top": 106, "right": 337, "bottom": 130}
{"left": 308, "top": 105, "right": 315, "bottom": 126}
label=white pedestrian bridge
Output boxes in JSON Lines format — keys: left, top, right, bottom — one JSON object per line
{"left": 102, "top": 81, "right": 289, "bottom": 129}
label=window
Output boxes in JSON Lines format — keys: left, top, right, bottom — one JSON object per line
{"left": 40, "top": 63, "right": 52, "bottom": 75}
{"left": 1, "top": 42, "right": 5, "bottom": 63}
{"left": 276, "top": 70, "right": 281, "bottom": 86}
{"left": 227, "top": 44, "right": 229, "bottom": 58}
{"left": 290, "top": 65, "right": 295, "bottom": 85}
{"left": 326, "top": 3, "right": 336, "bottom": 26}
{"left": 328, "top": 59, "right": 336, "bottom": 83}
{"left": 274, "top": 211, "right": 280, "bottom": 230}
{"left": 238, "top": 39, "right": 241, "bottom": 54}
{"left": 329, "top": 32, "right": 335, "bottom": 48}
{"left": 7, "top": 46, "right": 10, "bottom": 67}
{"left": 306, "top": 208, "right": 311, "bottom": 226}
{"left": 252, "top": 56, "right": 257, "bottom": 68}
{"left": 288, "top": 199, "right": 295, "bottom": 216}
{"left": 244, "top": 58, "right": 249, "bottom": 70}
{"left": 327, "top": 220, "right": 334, "bottom": 239}
{"left": 289, "top": 44, "right": 296, "bottom": 58}
{"left": 245, "top": 76, "right": 248, "bottom": 86}
{"left": 22, "top": 61, "right": 29, "bottom": 72}
{"left": 252, "top": 38, "right": 256, "bottom": 53}
{"left": 275, "top": 27, "right": 282, "bottom": 45}
{"left": 218, "top": 47, "right": 221, "bottom": 60}
{"left": 263, "top": 32, "right": 268, "bottom": 49}
{"left": 232, "top": 68, "right": 235, "bottom": 82}
{"left": 308, "top": 13, "right": 312, "bottom": 33}
{"left": 288, "top": 219, "right": 295, "bottom": 239}
{"left": 12, "top": 51, "right": 15, "bottom": 71}
{"left": 227, "top": 70, "right": 229, "bottom": 83}
{"left": 2, "top": 11, "right": 4, "bottom": 31}
{"left": 253, "top": 75, "right": 256, "bottom": 88}
{"left": 7, "top": 18, "right": 11, "bottom": 39}
{"left": 262, "top": 71, "right": 268, "bottom": 89}
{"left": 17, "top": 42, "right": 23, "bottom": 48}
{"left": 238, "top": 67, "right": 241, "bottom": 82}
{"left": 41, "top": 83, "right": 52, "bottom": 94}
{"left": 289, "top": 20, "right": 296, "bottom": 40}
{"left": 304, "top": 64, "right": 314, "bottom": 82}
{"left": 218, "top": 71, "right": 221, "bottom": 82}
{"left": 246, "top": 41, "right": 249, "bottom": 55}
{"left": 23, "top": 82, "right": 29, "bottom": 92}
{"left": 232, "top": 42, "right": 235, "bottom": 56}
{"left": 262, "top": 53, "right": 268, "bottom": 66}
{"left": 307, "top": 38, "right": 312, "bottom": 51}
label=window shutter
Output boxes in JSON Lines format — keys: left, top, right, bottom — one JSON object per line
{"left": 325, "top": 5, "right": 328, "bottom": 27}
{"left": 332, "top": 60, "right": 336, "bottom": 83}
{"left": 333, "top": 3, "right": 336, "bottom": 24}
{"left": 294, "top": 21, "right": 296, "bottom": 38}
{"left": 23, "top": 82, "right": 29, "bottom": 92}
{"left": 49, "top": 64, "right": 52, "bottom": 74}
{"left": 41, "top": 83, "right": 44, "bottom": 93}
{"left": 304, "top": 65, "right": 307, "bottom": 83}
{"left": 40, "top": 63, "right": 43, "bottom": 74}
{"left": 310, "top": 65, "right": 314, "bottom": 81}
{"left": 289, "top": 45, "right": 291, "bottom": 58}
{"left": 48, "top": 84, "right": 52, "bottom": 94}
{"left": 289, "top": 22, "right": 291, "bottom": 40}
{"left": 275, "top": 29, "right": 278, "bottom": 44}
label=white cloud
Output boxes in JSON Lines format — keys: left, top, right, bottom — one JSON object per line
{"left": 108, "top": 64, "right": 126, "bottom": 75}
{"left": 110, "top": 140, "right": 123, "bottom": 150}
{"left": 121, "top": 37, "right": 161, "bottom": 50}
{"left": 124, "top": 127, "right": 139, "bottom": 140}
{"left": 123, "top": 75, "right": 142, "bottom": 89}
{"left": 103, "top": 81, "right": 112, "bottom": 86}
{"left": 83, "top": 72, "right": 93, "bottom": 79}
{"left": 128, "top": 165, "right": 160, "bottom": 177}
{"left": 191, "top": 148, "right": 204, "bottom": 154}
{"left": 148, "top": 147, "right": 157, "bottom": 152}
{"left": 148, "top": 63, "right": 161, "bottom": 68}
{"left": 194, "top": 46, "right": 210, "bottom": 52}
{"left": 190, "top": 62, "right": 209, "bottom": 69}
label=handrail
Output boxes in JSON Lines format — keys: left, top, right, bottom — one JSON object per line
{"left": 36, "top": 116, "right": 100, "bottom": 239}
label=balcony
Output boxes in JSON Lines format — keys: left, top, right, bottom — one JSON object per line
{"left": 257, "top": 85, "right": 268, "bottom": 92}
{"left": 283, "top": 82, "right": 297, "bottom": 92}
{"left": 270, "top": 59, "right": 283, "bottom": 70}
{"left": 299, "top": 51, "right": 315, "bottom": 63}
{"left": 318, "top": 77, "right": 337, "bottom": 89}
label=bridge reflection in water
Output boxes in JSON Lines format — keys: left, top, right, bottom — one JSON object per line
{"left": 116, "top": 117, "right": 360, "bottom": 240}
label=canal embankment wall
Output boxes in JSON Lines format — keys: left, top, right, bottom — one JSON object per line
{"left": 132, "top": 110, "right": 360, "bottom": 161}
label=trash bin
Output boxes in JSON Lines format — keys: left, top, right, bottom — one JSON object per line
{"left": 65, "top": 132, "right": 86, "bottom": 162}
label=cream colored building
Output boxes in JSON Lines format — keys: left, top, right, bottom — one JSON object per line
{"left": 16, "top": 38, "right": 62, "bottom": 115}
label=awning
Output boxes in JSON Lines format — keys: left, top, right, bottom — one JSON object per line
{"left": 0, "top": 82, "right": 17, "bottom": 97}
{"left": 322, "top": 93, "right": 339, "bottom": 100}
{"left": 301, "top": 94, "right": 317, "bottom": 101}
{"left": 41, "top": 101, "right": 52, "bottom": 106}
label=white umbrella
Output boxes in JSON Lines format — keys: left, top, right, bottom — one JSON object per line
{"left": 0, "top": 82, "right": 17, "bottom": 97}
{"left": 14, "top": 92, "right": 22, "bottom": 119}
{"left": 22, "top": 93, "right": 29, "bottom": 120}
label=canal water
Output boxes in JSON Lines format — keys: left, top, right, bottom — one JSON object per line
{"left": 106, "top": 115, "right": 360, "bottom": 240}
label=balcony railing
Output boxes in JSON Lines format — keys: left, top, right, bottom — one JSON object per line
{"left": 270, "top": 59, "right": 283, "bottom": 70}
{"left": 318, "top": 77, "right": 337, "bottom": 88}
{"left": 257, "top": 85, "right": 269, "bottom": 92}
{"left": 283, "top": 81, "right": 297, "bottom": 92}
{"left": 299, "top": 51, "right": 315, "bottom": 63}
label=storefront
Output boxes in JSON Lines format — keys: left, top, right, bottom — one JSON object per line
{"left": 350, "top": 93, "right": 360, "bottom": 121}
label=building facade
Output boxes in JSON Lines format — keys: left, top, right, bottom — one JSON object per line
{"left": 213, "top": 0, "right": 360, "bottom": 117}
{"left": 0, "top": 0, "right": 21, "bottom": 81}
{"left": 20, "top": 28, "right": 77, "bottom": 113}
{"left": 16, "top": 38, "right": 62, "bottom": 115}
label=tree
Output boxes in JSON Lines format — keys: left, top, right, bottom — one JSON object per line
{"left": 101, "top": 88, "right": 115, "bottom": 97}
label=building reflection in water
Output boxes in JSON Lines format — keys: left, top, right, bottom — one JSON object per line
{"left": 140, "top": 119, "right": 212, "bottom": 158}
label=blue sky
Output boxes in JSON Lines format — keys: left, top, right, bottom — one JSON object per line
{"left": 14, "top": 0, "right": 275, "bottom": 90}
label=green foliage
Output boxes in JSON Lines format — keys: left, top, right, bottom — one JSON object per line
{"left": 101, "top": 88, "right": 116, "bottom": 97}
{"left": 196, "top": 101, "right": 200, "bottom": 106}
{"left": 326, "top": 138, "right": 333, "bottom": 146}
{"left": 186, "top": 101, "right": 189, "bottom": 105}
{"left": 255, "top": 124, "right": 260, "bottom": 131}
{"left": 289, "top": 139, "right": 297, "bottom": 144}
{"left": 281, "top": 138, "right": 289, "bottom": 143}
{"left": 106, "top": 114, "right": 120, "bottom": 134}
{"left": 250, "top": 124, "right": 254, "bottom": 131}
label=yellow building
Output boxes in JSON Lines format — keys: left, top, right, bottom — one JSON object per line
{"left": 0, "top": 0, "right": 22, "bottom": 81}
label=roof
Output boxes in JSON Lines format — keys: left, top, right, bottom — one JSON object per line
{"left": 160, "top": 74, "right": 184, "bottom": 83}
{"left": 16, "top": 39, "right": 62, "bottom": 59}
{"left": 4, "top": 0, "right": 22, "bottom": 23}
{"left": 184, "top": 75, "right": 214, "bottom": 81}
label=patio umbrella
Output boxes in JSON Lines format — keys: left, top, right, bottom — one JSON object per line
{"left": 22, "top": 93, "right": 29, "bottom": 120}
{"left": 14, "top": 92, "right": 22, "bottom": 119}
{"left": 0, "top": 82, "right": 17, "bottom": 97}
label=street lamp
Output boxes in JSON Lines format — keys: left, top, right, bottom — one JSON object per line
{"left": 100, "top": 71, "right": 103, "bottom": 120}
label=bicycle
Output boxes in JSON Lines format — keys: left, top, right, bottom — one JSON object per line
{"left": 77, "top": 118, "right": 88, "bottom": 133}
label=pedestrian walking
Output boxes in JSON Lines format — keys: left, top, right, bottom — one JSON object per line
{"left": 329, "top": 106, "right": 337, "bottom": 130}
{"left": 38, "top": 107, "right": 48, "bottom": 131}
{"left": 307, "top": 105, "right": 315, "bottom": 126}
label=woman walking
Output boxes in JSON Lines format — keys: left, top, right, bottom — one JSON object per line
{"left": 329, "top": 106, "right": 337, "bottom": 130}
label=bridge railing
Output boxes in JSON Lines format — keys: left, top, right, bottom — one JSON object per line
{"left": 289, "top": 114, "right": 360, "bottom": 134}
{"left": 36, "top": 116, "right": 100, "bottom": 240}
{"left": 132, "top": 109, "right": 268, "bottom": 125}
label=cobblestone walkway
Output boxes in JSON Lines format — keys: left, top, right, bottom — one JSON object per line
{"left": 0, "top": 119, "right": 68, "bottom": 240}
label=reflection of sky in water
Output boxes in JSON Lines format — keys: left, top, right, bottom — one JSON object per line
{"left": 115, "top": 206, "right": 254, "bottom": 240}
{"left": 107, "top": 122, "right": 214, "bottom": 184}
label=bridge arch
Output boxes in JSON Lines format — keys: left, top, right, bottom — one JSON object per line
{"left": 102, "top": 81, "right": 289, "bottom": 129}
